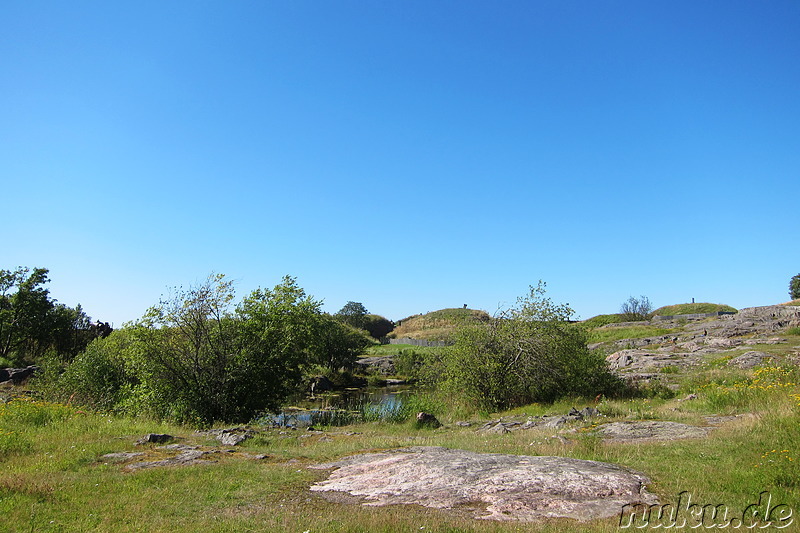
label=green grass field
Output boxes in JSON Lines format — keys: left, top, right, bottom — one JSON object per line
{"left": 2, "top": 355, "right": 799, "bottom": 532}
{"left": 3, "top": 316, "right": 799, "bottom": 532}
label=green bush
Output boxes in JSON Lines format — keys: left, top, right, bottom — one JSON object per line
{"left": 36, "top": 332, "right": 135, "bottom": 412}
{"left": 432, "top": 282, "right": 624, "bottom": 411}
{"left": 36, "top": 274, "right": 364, "bottom": 427}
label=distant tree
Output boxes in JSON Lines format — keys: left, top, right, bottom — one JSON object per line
{"left": 790, "top": 274, "right": 800, "bottom": 300}
{"left": 311, "top": 315, "right": 371, "bottom": 371}
{"left": 0, "top": 266, "right": 101, "bottom": 364}
{"left": 335, "top": 301, "right": 369, "bottom": 330}
{"left": 620, "top": 295, "right": 653, "bottom": 322}
{"left": 362, "top": 314, "right": 394, "bottom": 339}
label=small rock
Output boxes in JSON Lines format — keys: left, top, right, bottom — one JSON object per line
{"left": 455, "top": 421, "right": 472, "bottom": 427}
{"left": 415, "top": 412, "right": 441, "bottom": 428}
{"left": 579, "top": 407, "right": 600, "bottom": 418}
{"left": 135, "top": 433, "right": 174, "bottom": 445}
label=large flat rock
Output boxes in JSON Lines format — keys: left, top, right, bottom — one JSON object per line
{"left": 597, "top": 421, "right": 711, "bottom": 441}
{"left": 309, "top": 446, "right": 657, "bottom": 522}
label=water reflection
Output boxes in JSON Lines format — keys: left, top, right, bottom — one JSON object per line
{"left": 260, "top": 385, "right": 411, "bottom": 427}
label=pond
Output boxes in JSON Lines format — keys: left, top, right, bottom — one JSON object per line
{"left": 260, "top": 385, "right": 414, "bottom": 427}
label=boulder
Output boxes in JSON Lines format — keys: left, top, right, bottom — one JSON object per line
{"left": 309, "top": 446, "right": 657, "bottom": 522}
{"left": 415, "top": 412, "right": 441, "bottom": 428}
{"left": 135, "top": 433, "right": 174, "bottom": 445}
{"left": 309, "top": 375, "right": 334, "bottom": 394}
{"left": 0, "top": 365, "right": 41, "bottom": 385}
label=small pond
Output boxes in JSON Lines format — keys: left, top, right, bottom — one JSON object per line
{"left": 260, "top": 385, "right": 413, "bottom": 427}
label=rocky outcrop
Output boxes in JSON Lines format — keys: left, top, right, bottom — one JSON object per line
{"left": 596, "top": 421, "right": 711, "bottom": 441}
{"left": 354, "top": 355, "right": 395, "bottom": 375}
{"left": 0, "top": 365, "right": 40, "bottom": 385}
{"left": 309, "top": 446, "right": 657, "bottom": 522}
{"left": 475, "top": 407, "right": 600, "bottom": 434}
{"left": 195, "top": 427, "right": 254, "bottom": 446}
{"left": 727, "top": 351, "right": 773, "bottom": 369}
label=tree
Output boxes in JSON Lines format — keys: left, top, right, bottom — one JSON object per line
{"left": 311, "top": 315, "right": 371, "bottom": 371}
{"left": 335, "top": 301, "right": 369, "bottom": 330}
{"left": 122, "top": 274, "right": 327, "bottom": 425}
{"left": 0, "top": 267, "right": 103, "bottom": 365}
{"left": 362, "top": 314, "right": 394, "bottom": 339}
{"left": 434, "top": 282, "right": 623, "bottom": 410}
{"left": 0, "top": 267, "right": 53, "bottom": 362}
{"left": 620, "top": 295, "right": 653, "bottom": 322}
{"left": 790, "top": 274, "right": 800, "bottom": 300}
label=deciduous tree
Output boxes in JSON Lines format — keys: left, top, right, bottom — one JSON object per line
{"left": 790, "top": 273, "right": 800, "bottom": 300}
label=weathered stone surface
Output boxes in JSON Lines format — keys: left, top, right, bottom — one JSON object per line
{"left": 125, "top": 449, "right": 216, "bottom": 471}
{"left": 355, "top": 355, "right": 395, "bottom": 375}
{"left": 196, "top": 427, "right": 254, "bottom": 446}
{"left": 727, "top": 351, "right": 772, "bottom": 369}
{"left": 476, "top": 407, "right": 601, "bottom": 434}
{"left": 309, "top": 446, "right": 657, "bottom": 522}
{"left": 101, "top": 452, "right": 145, "bottom": 461}
{"left": 596, "top": 421, "right": 710, "bottom": 441}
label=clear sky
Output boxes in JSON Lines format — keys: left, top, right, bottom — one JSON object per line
{"left": 2, "top": 1, "right": 799, "bottom": 326}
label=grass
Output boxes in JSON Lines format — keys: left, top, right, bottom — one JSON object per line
{"left": 3, "top": 329, "right": 800, "bottom": 531}
{"left": 390, "top": 308, "right": 490, "bottom": 341}
{"left": 580, "top": 314, "right": 628, "bottom": 328}
{"left": 587, "top": 325, "right": 680, "bottom": 344}
{"left": 651, "top": 302, "right": 738, "bottom": 316}
{"left": 361, "top": 343, "right": 440, "bottom": 356}
{"left": 2, "top": 375, "right": 798, "bottom": 533}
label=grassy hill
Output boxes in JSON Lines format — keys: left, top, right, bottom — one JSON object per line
{"left": 651, "top": 302, "right": 737, "bottom": 316}
{"left": 389, "top": 308, "right": 490, "bottom": 341}
{"left": 581, "top": 302, "right": 738, "bottom": 328}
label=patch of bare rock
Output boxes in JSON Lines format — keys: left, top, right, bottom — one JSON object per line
{"left": 474, "top": 407, "right": 600, "bottom": 434}
{"left": 596, "top": 421, "right": 711, "bottom": 441}
{"left": 599, "top": 307, "right": 800, "bottom": 376}
{"left": 99, "top": 431, "right": 271, "bottom": 471}
{"left": 308, "top": 446, "right": 658, "bottom": 522}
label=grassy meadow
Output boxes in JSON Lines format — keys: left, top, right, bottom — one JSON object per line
{"left": 2, "top": 355, "right": 799, "bottom": 531}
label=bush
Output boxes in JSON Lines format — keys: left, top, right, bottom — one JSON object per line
{"left": 37, "top": 274, "right": 340, "bottom": 426}
{"left": 433, "top": 282, "right": 624, "bottom": 411}
{"left": 36, "top": 331, "right": 135, "bottom": 412}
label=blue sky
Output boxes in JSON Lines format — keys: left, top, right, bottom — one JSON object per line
{"left": 2, "top": 1, "right": 799, "bottom": 326}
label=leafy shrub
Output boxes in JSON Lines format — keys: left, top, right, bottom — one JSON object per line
{"left": 433, "top": 282, "right": 624, "bottom": 411}
{"left": 36, "top": 332, "right": 135, "bottom": 412}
